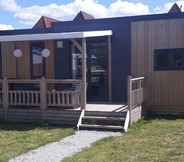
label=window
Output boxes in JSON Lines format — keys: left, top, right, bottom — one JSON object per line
{"left": 31, "top": 41, "right": 45, "bottom": 78}
{"left": 154, "top": 48, "right": 184, "bottom": 71}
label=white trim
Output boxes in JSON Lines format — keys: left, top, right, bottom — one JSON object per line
{"left": 124, "top": 110, "right": 130, "bottom": 132}
{"left": 83, "top": 30, "right": 112, "bottom": 38}
{"left": 77, "top": 109, "right": 85, "bottom": 130}
{"left": 0, "top": 30, "right": 112, "bottom": 42}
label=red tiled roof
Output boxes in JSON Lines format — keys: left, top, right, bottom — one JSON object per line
{"left": 33, "top": 16, "right": 59, "bottom": 29}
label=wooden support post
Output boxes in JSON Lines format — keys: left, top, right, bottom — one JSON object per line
{"left": 108, "top": 36, "right": 112, "bottom": 102}
{"left": 127, "top": 75, "right": 132, "bottom": 124}
{"left": 81, "top": 38, "right": 87, "bottom": 110}
{"left": 40, "top": 77, "right": 47, "bottom": 119}
{"left": 71, "top": 44, "right": 75, "bottom": 79}
{"left": 2, "top": 77, "right": 8, "bottom": 120}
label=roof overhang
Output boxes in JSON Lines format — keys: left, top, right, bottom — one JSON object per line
{"left": 0, "top": 30, "right": 112, "bottom": 42}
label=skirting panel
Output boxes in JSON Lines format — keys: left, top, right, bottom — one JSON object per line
{"left": 0, "top": 108, "right": 81, "bottom": 127}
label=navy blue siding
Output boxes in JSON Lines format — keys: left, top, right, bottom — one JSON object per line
{"left": 1, "top": 12, "right": 184, "bottom": 36}
{"left": 55, "top": 40, "right": 72, "bottom": 79}
{"left": 53, "top": 19, "right": 131, "bottom": 103}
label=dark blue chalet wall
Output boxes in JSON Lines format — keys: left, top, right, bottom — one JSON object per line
{"left": 53, "top": 18, "right": 131, "bottom": 103}
{"left": 55, "top": 40, "right": 72, "bottom": 79}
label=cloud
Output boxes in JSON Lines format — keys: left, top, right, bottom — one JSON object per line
{"left": 14, "top": 0, "right": 109, "bottom": 25}
{"left": 2, "top": 0, "right": 182, "bottom": 28}
{"left": 154, "top": 1, "right": 184, "bottom": 13}
{"left": 0, "top": 24, "right": 14, "bottom": 30}
{"left": 0, "top": 0, "right": 20, "bottom": 12}
{"left": 109, "top": 0, "right": 150, "bottom": 16}
{"left": 0, "top": 0, "right": 151, "bottom": 26}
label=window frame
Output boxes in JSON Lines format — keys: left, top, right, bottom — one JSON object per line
{"left": 30, "top": 41, "right": 46, "bottom": 79}
{"left": 154, "top": 48, "right": 184, "bottom": 71}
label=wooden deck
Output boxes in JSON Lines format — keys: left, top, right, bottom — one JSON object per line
{"left": 0, "top": 76, "right": 143, "bottom": 131}
{"left": 73, "top": 104, "right": 127, "bottom": 112}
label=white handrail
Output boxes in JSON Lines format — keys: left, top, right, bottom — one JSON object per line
{"left": 124, "top": 110, "right": 130, "bottom": 132}
{"left": 77, "top": 109, "right": 85, "bottom": 130}
{"left": 131, "top": 77, "right": 144, "bottom": 81}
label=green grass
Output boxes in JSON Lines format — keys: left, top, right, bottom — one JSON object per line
{"left": 63, "top": 118, "right": 184, "bottom": 162}
{"left": 0, "top": 122, "right": 74, "bottom": 162}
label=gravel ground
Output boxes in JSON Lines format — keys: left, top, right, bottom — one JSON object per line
{"left": 9, "top": 131, "right": 121, "bottom": 162}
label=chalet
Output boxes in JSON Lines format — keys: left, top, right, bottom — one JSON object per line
{"left": 0, "top": 4, "right": 183, "bottom": 131}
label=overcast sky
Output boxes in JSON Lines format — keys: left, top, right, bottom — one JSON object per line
{"left": 0, "top": 0, "right": 183, "bottom": 30}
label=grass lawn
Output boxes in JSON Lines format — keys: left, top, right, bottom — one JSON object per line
{"left": 64, "top": 118, "right": 184, "bottom": 162}
{"left": 0, "top": 122, "right": 74, "bottom": 162}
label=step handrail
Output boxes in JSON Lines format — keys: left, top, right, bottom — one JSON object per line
{"left": 77, "top": 109, "right": 85, "bottom": 130}
{"left": 123, "top": 110, "right": 130, "bottom": 132}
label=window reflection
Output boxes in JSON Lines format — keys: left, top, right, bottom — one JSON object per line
{"left": 87, "top": 38, "right": 108, "bottom": 101}
{"left": 31, "top": 42, "right": 45, "bottom": 78}
{"left": 154, "top": 48, "right": 184, "bottom": 71}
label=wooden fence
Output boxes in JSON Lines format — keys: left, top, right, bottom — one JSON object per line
{"left": 0, "top": 78, "right": 81, "bottom": 109}
{"left": 128, "top": 76, "right": 144, "bottom": 124}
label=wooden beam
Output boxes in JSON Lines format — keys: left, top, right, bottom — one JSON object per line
{"left": 71, "top": 44, "right": 75, "bottom": 79}
{"left": 81, "top": 38, "right": 87, "bottom": 110}
{"left": 1, "top": 42, "right": 7, "bottom": 78}
{"left": 40, "top": 77, "right": 47, "bottom": 119}
{"left": 70, "top": 39, "right": 82, "bottom": 53}
{"left": 2, "top": 77, "right": 8, "bottom": 109}
{"left": 127, "top": 75, "right": 132, "bottom": 124}
{"left": 108, "top": 36, "right": 112, "bottom": 102}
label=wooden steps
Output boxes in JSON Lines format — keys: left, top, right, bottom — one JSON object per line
{"left": 79, "top": 124, "right": 123, "bottom": 131}
{"left": 83, "top": 116, "right": 125, "bottom": 121}
{"left": 78, "top": 110, "right": 127, "bottom": 132}
{"left": 82, "top": 116, "right": 125, "bottom": 126}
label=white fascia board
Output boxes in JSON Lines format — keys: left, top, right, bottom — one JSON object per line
{"left": 83, "top": 30, "right": 112, "bottom": 38}
{"left": 0, "top": 30, "right": 112, "bottom": 42}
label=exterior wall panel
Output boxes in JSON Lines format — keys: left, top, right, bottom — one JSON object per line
{"left": 131, "top": 18, "right": 184, "bottom": 113}
{"left": 1, "top": 42, "right": 16, "bottom": 78}
{"left": 45, "top": 40, "right": 55, "bottom": 78}
{"left": 15, "top": 41, "right": 30, "bottom": 79}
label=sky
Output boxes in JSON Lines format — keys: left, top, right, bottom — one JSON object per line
{"left": 0, "top": 0, "right": 183, "bottom": 30}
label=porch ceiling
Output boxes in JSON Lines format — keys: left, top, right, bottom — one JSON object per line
{"left": 0, "top": 30, "right": 112, "bottom": 42}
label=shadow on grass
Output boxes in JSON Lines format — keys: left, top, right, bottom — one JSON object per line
{"left": 144, "top": 112, "right": 184, "bottom": 120}
{"left": 130, "top": 114, "right": 184, "bottom": 130}
{"left": 0, "top": 120, "right": 74, "bottom": 131}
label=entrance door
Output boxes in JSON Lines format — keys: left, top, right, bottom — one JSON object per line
{"left": 87, "top": 38, "right": 108, "bottom": 102}
{"left": 71, "top": 38, "right": 109, "bottom": 102}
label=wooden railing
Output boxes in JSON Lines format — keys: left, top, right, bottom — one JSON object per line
{"left": 128, "top": 76, "right": 144, "bottom": 124}
{"left": 47, "top": 90, "right": 80, "bottom": 107}
{"left": 9, "top": 90, "right": 40, "bottom": 106}
{"left": 0, "top": 78, "right": 82, "bottom": 109}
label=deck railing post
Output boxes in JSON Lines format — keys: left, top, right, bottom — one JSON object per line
{"left": 40, "top": 77, "right": 47, "bottom": 119}
{"left": 2, "top": 77, "right": 8, "bottom": 119}
{"left": 128, "top": 75, "right": 132, "bottom": 124}
{"left": 81, "top": 38, "right": 87, "bottom": 110}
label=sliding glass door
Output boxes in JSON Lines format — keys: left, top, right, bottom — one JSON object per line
{"left": 87, "top": 37, "right": 108, "bottom": 102}
{"left": 71, "top": 37, "right": 109, "bottom": 102}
